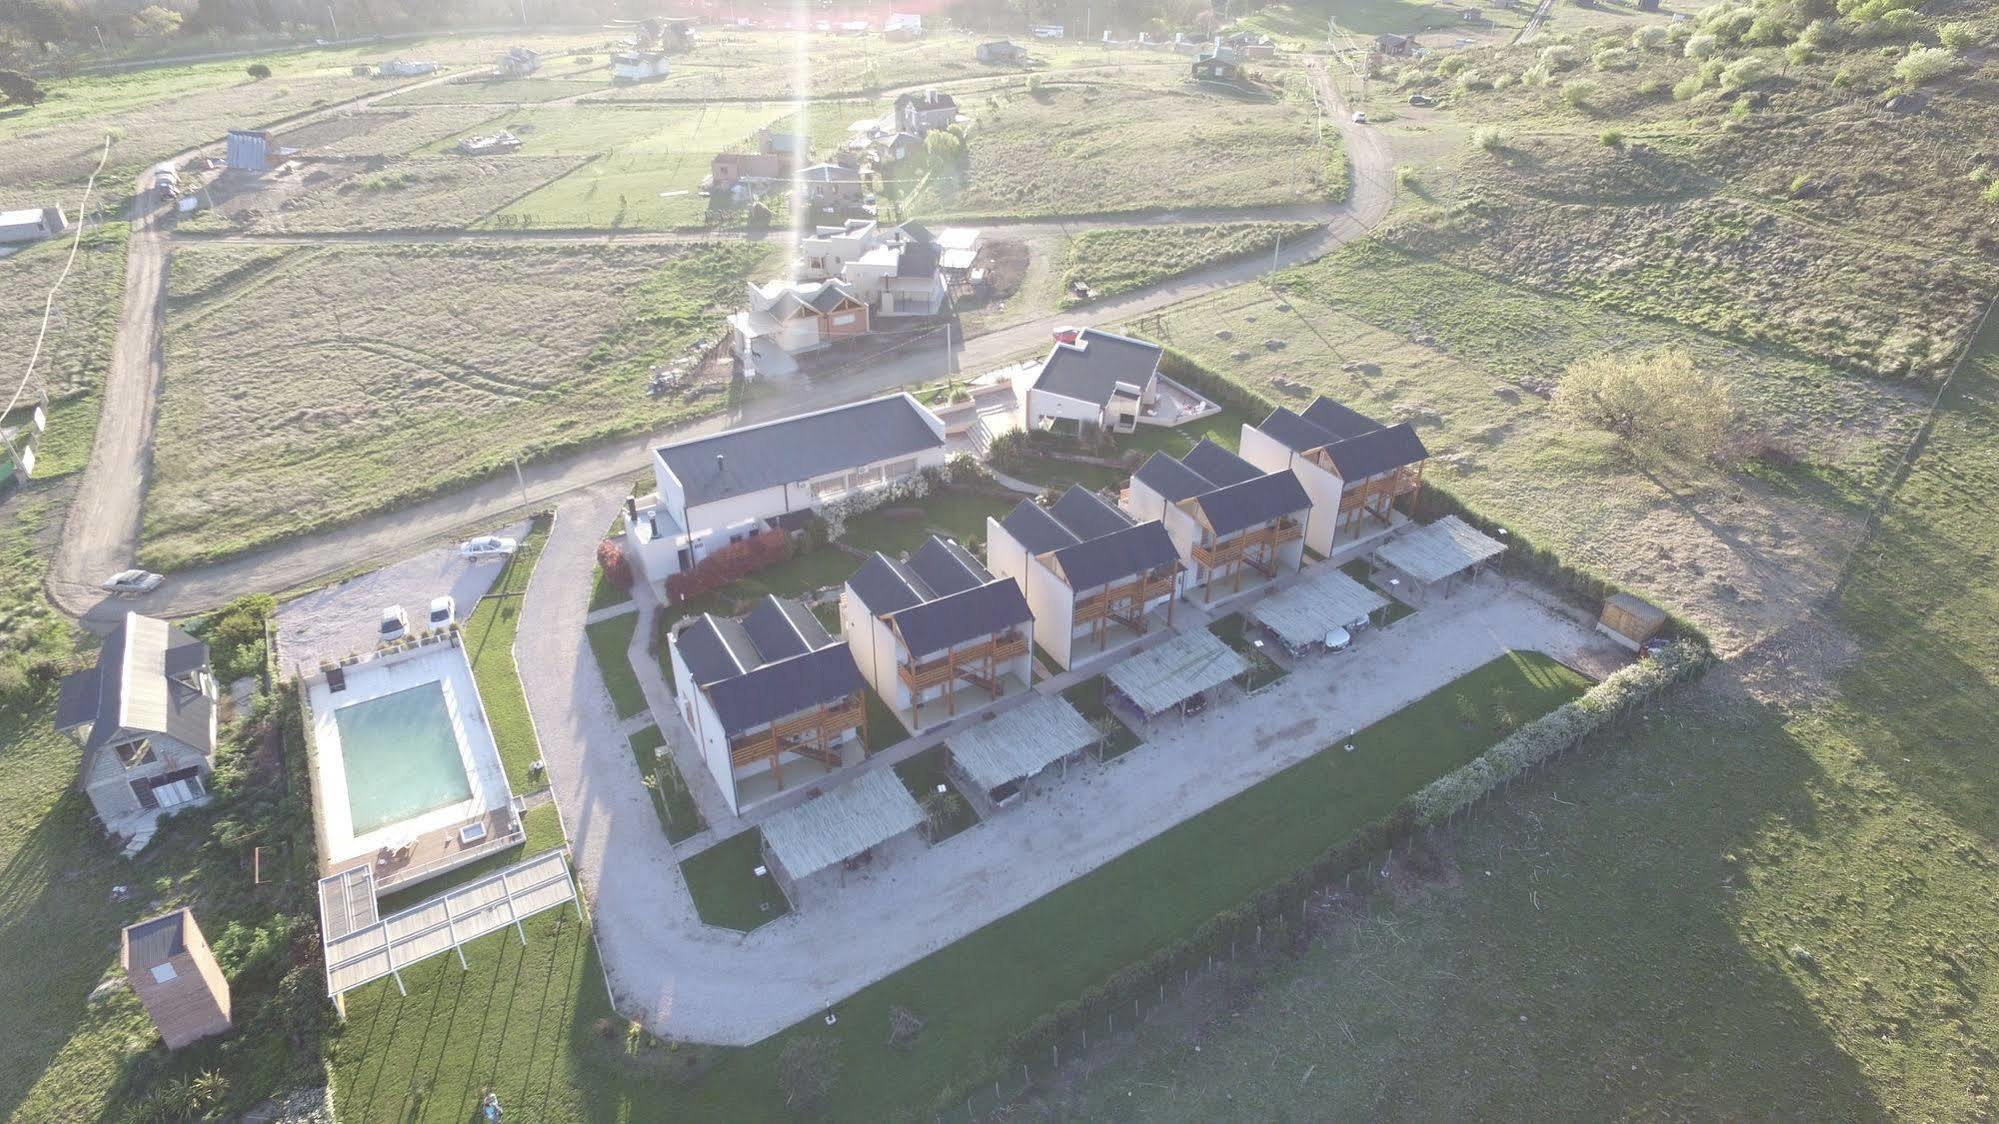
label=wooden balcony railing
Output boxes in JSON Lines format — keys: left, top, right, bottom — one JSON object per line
{"left": 899, "top": 631, "right": 1029, "bottom": 691}
{"left": 728, "top": 695, "right": 866, "bottom": 771}
{"left": 1073, "top": 571, "right": 1178, "bottom": 626}
{"left": 1190, "top": 518, "right": 1303, "bottom": 572}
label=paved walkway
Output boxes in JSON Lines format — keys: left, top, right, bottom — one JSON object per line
{"left": 518, "top": 493, "right": 1624, "bottom": 1043}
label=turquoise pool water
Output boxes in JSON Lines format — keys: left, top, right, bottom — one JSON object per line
{"left": 333, "top": 681, "right": 473, "bottom": 836}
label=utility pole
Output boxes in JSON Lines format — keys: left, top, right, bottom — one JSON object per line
{"left": 1273, "top": 232, "right": 1282, "bottom": 273}
{"left": 326, "top": 4, "right": 339, "bottom": 44}
{"left": 514, "top": 457, "right": 529, "bottom": 506}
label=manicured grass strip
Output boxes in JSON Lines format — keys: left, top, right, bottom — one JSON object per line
{"left": 462, "top": 514, "right": 552, "bottom": 792}
{"left": 584, "top": 611, "right": 647, "bottom": 720}
{"left": 377, "top": 803, "right": 566, "bottom": 915}
{"left": 630, "top": 725, "right": 705, "bottom": 844}
{"left": 861, "top": 686, "right": 906, "bottom": 753}
{"left": 894, "top": 745, "right": 981, "bottom": 842}
{"left": 1062, "top": 677, "right": 1142, "bottom": 760}
{"left": 681, "top": 829, "right": 790, "bottom": 931}
{"left": 588, "top": 566, "right": 632, "bottom": 611}
{"left": 842, "top": 490, "right": 1020, "bottom": 556}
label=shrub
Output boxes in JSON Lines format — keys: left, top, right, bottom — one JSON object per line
{"left": 1553, "top": 348, "right": 1742, "bottom": 464}
{"left": 1983, "top": 180, "right": 1999, "bottom": 207}
{"left": 1894, "top": 46, "right": 1959, "bottom": 85}
{"left": 1684, "top": 31, "right": 1719, "bottom": 58}
{"left": 1538, "top": 43, "right": 1579, "bottom": 70}
{"left": 1638, "top": 77, "right": 1669, "bottom": 97}
{"left": 246, "top": 63, "right": 272, "bottom": 79}
{"left": 1599, "top": 127, "right": 1626, "bottom": 147}
{"left": 1471, "top": 125, "right": 1511, "bottom": 152}
{"left": 0, "top": 69, "right": 45, "bottom": 106}
{"left": 1561, "top": 79, "right": 1600, "bottom": 108}
{"left": 596, "top": 539, "right": 634, "bottom": 591}
{"left": 1938, "top": 21, "right": 1979, "bottom": 50}
{"left": 1396, "top": 165, "right": 1421, "bottom": 189}
{"left": 663, "top": 529, "right": 791, "bottom": 603}
{"left": 1593, "top": 47, "right": 1635, "bottom": 70}
{"left": 1720, "top": 55, "right": 1771, "bottom": 88}
{"left": 1631, "top": 25, "right": 1669, "bottom": 51}
{"left": 1457, "top": 69, "right": 1493, "bottom": 92}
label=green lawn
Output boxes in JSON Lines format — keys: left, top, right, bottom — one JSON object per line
{"left": 680, "top": 830, "right": 790, "bottom": 932}
{"left": 629, "top": 725, "right": 705, "bottom": 844}
{"left": 1061, "top": 677, "right": 1143, "bottom": 760}
{"left": 583, "top": 611, "right": 647, "bottom": 720}
{"left": 893, "top": 746, "right": 981, "bottom": 843}
{"left": 1210, "top": 613, "right": 1289, "bottom": 691}
{"left": 861, "top": 687, "right": 907, "bottom": 753}
{"left": 841, "top": 489, "right": 1021, "bottom": 557}
{"left": 588, "top": 566, "right": 633, "bottom": 611}
{"left": 462, "top": 515, "right": 552, "bottom": 792}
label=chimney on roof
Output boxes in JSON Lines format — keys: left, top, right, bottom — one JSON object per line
{"left": 716, "top": 453, "right": 725, "bottom": 473}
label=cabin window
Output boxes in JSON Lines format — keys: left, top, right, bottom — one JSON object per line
{"left": 832, "top": 313, "right": 857, "bottom": 326}
{"left": 117, "top": 739, "right": 157, "bottom": 769}
{"left": 884, "top": 458, "right": 918, "bottom": 479}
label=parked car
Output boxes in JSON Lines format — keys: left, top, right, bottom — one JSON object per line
{"left": 379, "top": 605, "right": 411, "bottom": 645}
{"left": 1351, "top": 110, "right": 1368, "bottom": 124}
{"left": 1182, "top": 691, "right": 1208, "bottom": 717}
{"left": 459, "top": 536, "right": 519, "bottom": 559}
{"left": 428, "top": 595, "right": 456, "bottom": 628}
{"left": 1324, "top": 626, "right": 1354, "bottom": 653}
{"left": 101, "top": 569, "right": 165, "bottom": 594}
{"left": 1408, "top": 94, "right": 1436, "bottom": 107}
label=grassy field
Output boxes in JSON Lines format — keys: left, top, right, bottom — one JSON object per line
{"left": 189, "top": 153, "right": 590, "bottom": 233}
{"left": 893, "top": 745, "right": 980, "bottom": 842}
{"left": 1059, "top": 221, "right": 1320, "bottom": 307}
{"left": 0, "top": 226, "right": 128, "bottom": 479}
{"left": 681, "top": 829, "right": 790, "bottom": 931}
{"left": 1064, "top": 315, "right": 1999, "bottom": 1120}
{"left": 923, "top": 75, "right": 1328, "bottom": 218}
{"left": 584, "top": 611, "right": 647, "bottom": 720}
{"left": 462, "top": 515, "right": 551, "bottom": 793}
{"left": 143, "top": 240, "right": 768, "bottom": 568}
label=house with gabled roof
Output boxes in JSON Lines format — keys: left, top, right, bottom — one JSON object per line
{"left": 798, "top": 161, "right": 866, "bottom": 210}
{"left": 1014, "top": 327, "right": 1164, "bottom": 436}
{"left": 841, "top": 536, "right": 1035, "bottom": 731}
{"left": 1127, "top": 439, "right": 1312, "bottom": 600}
{"left": 627, "top": 392, "right": 948, "bottom": 583}
{"left": 986, "top": 486, "right": 1183, "bottom": 670}
{"left": 668, "top": 595, "right": 870, "bottom": 812}
{"left": 55, "top": 612, "right": 218, "bottom": 840}
{"left": 1192, "top": 43, "right": 1244, "bottom": 81}
{"left": 895, "top": 88, "right": 959, "bottom": 134}
{"left": 729, "top": 277, "right": 871, "bottom": 374}
{"left": 1238, "top": 396, "right": 1429, "bottom": 556}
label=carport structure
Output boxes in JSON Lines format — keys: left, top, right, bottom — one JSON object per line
{"left": 945, "top": 694, "right": 1100, "bottom": 816}
{"left": 1104, "top": 628, "right": 1248, "bottom": 719}
{"left": 1250, "top": 566, "right": 1391, "bottom": 653}
{"left": 1371, "top": 516, "right": 1507, "bottom": 601}
{"left": 761, "top": 769, "right": 925, "bottom": 906}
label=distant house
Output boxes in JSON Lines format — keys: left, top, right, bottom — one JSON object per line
{"left": 496, "top": 46, "right": 539, "bottom": 77}
{"left": 55, "top": 612, "right": 218, "bottom": 837}
{"left": 1238, "top": 396, "right": 1430, "bottom": 556}
{"left": 1127, "top": 441, "right": 1312, "bottom": 600}
{"left": 378, "top": 59, "right": 438, "bottom": 77}
{"left": 0, "top": 205, "right": 67, "bottom": 244}
{"left": 884, "top": 12, "right": 924, "bottom": 39}
{"left": 894, "top": 89, "right": 958, "bottom": 134}
{"left": 843, "top": 536, "right": 1035, "bottom": 731}
{"left": 669, "top": 597, "right": 867, "bottom": 813}
{"left": 1374, "top": 33, "right": 1413, "bottom": 54}
{"left": 1014, "top": 327, "right": 1164, "bottom": 436}
{"left": 1192, "top": 44, "right": 1244, "bottom": 81}
{"left": 1223, "top": 32, "right": 1277, "bottom": 58}
{"left": 986, "top": 486, "right": 1182, "bottom": 669}
{"left": 224, "top": 128, "right": 272, "bottom": 171}
{"left": 730, "top": 277, "right": 870, "bottom": 373}
{"left": 872, "top": 129, "right": 922, "bottom": 164}
{"left": 797, "top": 162, "right": 866, "bottom": 209}
{"left": 123, "top": 909, "right": 231, "bottom": 1050}
{"left": 977, "top": 39, "right": 1028, "bottom": 63}
{"left": 936, "top": 226, "right": 984, "bottom": 280}
{"left": 611, "top": 50, "right": 671, "bottom": 81}
{"left": 793, "top": 220, "right": 947, "bottom": 318}
{"left": 626, "top": 393, "right": 949, "bottom": 582}
{"left": 458, "top": 129, "right": 522, "bottom": 156}
{"left": 1461, "top": 8, "right": 1486, "bottom": 22}
{"left": 1030, "top": 24, "right": 1066, "bottom": 38}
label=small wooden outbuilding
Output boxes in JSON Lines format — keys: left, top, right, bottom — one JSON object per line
{"left": 1598, "top": 592, "right": 1668, "bottom": 651}
{"left": 123, "top": 908, "right": 232, "bottom": 1049}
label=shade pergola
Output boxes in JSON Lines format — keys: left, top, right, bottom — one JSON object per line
{"left": 318, "top": 849, "right": 579, "bottom": 1001}
{"left": 1250, "top": 567, "right": 1389, "bottom": 650}
{"left": 1105, "top": 628, "right": 1248, "bottom": 717}
{"left": 1373, "top": 516, "right": 1507, "bottom": 586}
{"left": 761, "top": 769, "right": 923, "bottom": 881}
{"left": 946, "top": 695, "right": 1099, "bottom": 794}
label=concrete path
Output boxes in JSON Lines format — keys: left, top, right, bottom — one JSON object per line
{"left": 520, "top": 502, "right": 1623, "bottom": 1044}
{"left": 46, "top": 56, "right": 1391, "bottom": 624}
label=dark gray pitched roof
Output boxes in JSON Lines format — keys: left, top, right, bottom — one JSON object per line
{"left": 1301, "top": 397, "right": 1385, "bottom": 442}
{"left": 847, "top": 553, "right": 927, "bottom": 617}
{"left": 1134, "top": 451, "right": 1214, "bottom": 504}
{"left": 744, "top": 596, "right": 812, "bottom": 662}
{"left": 802, "top": 280, "right": 862, "bottom": 312}
{"left": 706, "top": 645, "right": 863, "bottom": 735}
{"left": 897, "top": 89, "right": 957, "bottom": 110}
{"left": 1000, "top": 500, "right": 1080, "bottom": 554}
{"left": 1325, "top": 423, "right": 1428, "bottom": 480}
{"left": 1181, "top": 440, "right": 1260, "bottom": 487}
{"left": 124, "top": 911, "right": 187, "bottom": 966}
{"left": 1052, "top": 520, "right": 1179, "bottom": 590}
{"left": 1255, "top": 406, "right": 1343, "bottom": 454}
{"left": 56, "top": 613, "right": 213, "bottom": 753}
{"left": 1049, "top": 485, "right": 1133, "bottom": 540}
{"left": 1192, "top": 471, "right": 1313, "bottom": 537}
{"left": 908, "top": 536, "right": 987, "bottom": 595}
{"left": 674, "top": 616, "right": 748, "bottom": 686}
{"left": 890, "top": 579, "right": 1033, "bottom": 658}
{"left": 657, "top": 394, "right": 943, "bottom": 508}
{"left": 1030, "top": 329, "right": 1163, "bottom": 406}
{"left": 896, "top": 238, "right": 940, "bottom": 279}
{"left": 55, "top": 667, "right": 100, "bottom": 730}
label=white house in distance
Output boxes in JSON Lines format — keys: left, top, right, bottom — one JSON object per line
{"left": 0, "top": 205, "right": 67, "bottom": 244}
{"left": 1014, "top": 328, "right": 1163, "bottom": 436}
{"left": 841, "top": 535, "right": 1035, "bottom": 732}
{"left": 894, "top": 88, "right": 959, "bottom": 133}
{"left": 668, "top": 596, "right": 869, "bottom": 812}
{"left": 1126, "top": 440, "right": 1312, "bottom": 601}
{"left": 54, "top": 612, "right": 218, "bottom": 843}
{"left": 796, "top": 220, "right": 948, "bottom": 319}
{"left": 625, "top": 393, "right": 949, "bottom": 585}
{"left": 986, "top": 485, "right": 1183, "bottom": 670}
{"left": 611, "top": 49, "right": 671, "bottom": 81}
{"left": 729, "top": 277, "right": 871, "bottom": 375}
{"left": 1238, "top": 396, "right": 1429, "bottom": 556}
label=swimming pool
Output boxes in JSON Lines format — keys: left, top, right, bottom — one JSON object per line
{"left": 331, "top": 681, "right": 473, "bottom": 836}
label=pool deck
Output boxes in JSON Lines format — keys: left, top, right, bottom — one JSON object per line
{"left": 303, "top": 632, "right": 519, "bottom": 891}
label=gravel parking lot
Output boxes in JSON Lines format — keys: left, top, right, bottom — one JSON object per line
{"left": 272, "top": 519, "right": 529, "bottom": 676}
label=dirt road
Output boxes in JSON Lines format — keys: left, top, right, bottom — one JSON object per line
{"left": 47, "top": 57, "right": 1392, "bottom": 621}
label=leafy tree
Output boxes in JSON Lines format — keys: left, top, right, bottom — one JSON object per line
{"left": 130, "top": 4, "right": 183, "bottom": 37}
{"left": 1553, "top": 348, "right": 1741, "bottom": 464}
{"left": 0, "top": 69, "right": 45, "bottom": 106}
{"left": 246, "top": 62, "right": 272, "bottom": 79}
{"left": 923, "top": 129, "right": 964, "bottom": 170}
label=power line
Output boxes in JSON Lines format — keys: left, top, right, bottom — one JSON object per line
{"left": 2, "top": 133, "right": 115, "bottom": 428}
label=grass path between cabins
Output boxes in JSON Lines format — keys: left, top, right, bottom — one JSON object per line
{"left": 463, "top": 514, "right": 552, "bottom": 793}
{"left": 330, "top": 649, "right": 1585, "bottom": 1121}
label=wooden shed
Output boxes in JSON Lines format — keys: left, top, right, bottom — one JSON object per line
{"left": 122, "top": 908, "right": 232, "bottom": 1049}
{"left": 1598, "top": 593, "right": 1668, "bottom": 651}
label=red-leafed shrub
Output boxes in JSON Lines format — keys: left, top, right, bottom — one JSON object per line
{"left": 597, "top": 539, "right": 634, "bottom": 591}
{"left": 664, "top": 529, "right": 792, "bottom": 602}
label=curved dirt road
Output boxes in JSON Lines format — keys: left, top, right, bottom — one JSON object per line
{"left": 48, "top": 57, "right": 1390, "bottom": 621}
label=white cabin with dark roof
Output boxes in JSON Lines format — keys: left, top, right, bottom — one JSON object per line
{"left": 1238, "top": 396, "right": 1429, "bottom": 556}
{"left": 841, "top": 536, "right": 1035, "bottom": 731}
{"left": 1013, "top": 328, "right": 1163, "bottom": 436}
{"left": 1127, "top": 440, "right": 1311, "bottom": 600}
{"left": 55, "top": 613, "right": 218, "bottom": 836}
{"left": 985, "top": 486, "right": 1183, "bottom": 670}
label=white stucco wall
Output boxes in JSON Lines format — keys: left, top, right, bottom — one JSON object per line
{"left": 1239, "top": 424, "right": 1346, "bottom": 556}
{"left": 1025, "top": 388, "right": 1107, "bottom": 432}
{"left": 987, "top": 518, "right": 1080, "bottom": 670}
{"left": 669, "top": 639, "right": 741, "bottom": 814}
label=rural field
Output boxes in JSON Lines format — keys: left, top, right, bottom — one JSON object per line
{"left": 142, "top": 239, "right": 769, "bottom": 568}
{"left": 1058, "top": 221, "right": 1320, "bottom": 305}
{"left": 0, "top": 227, "right": 127, "bottom": 477}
